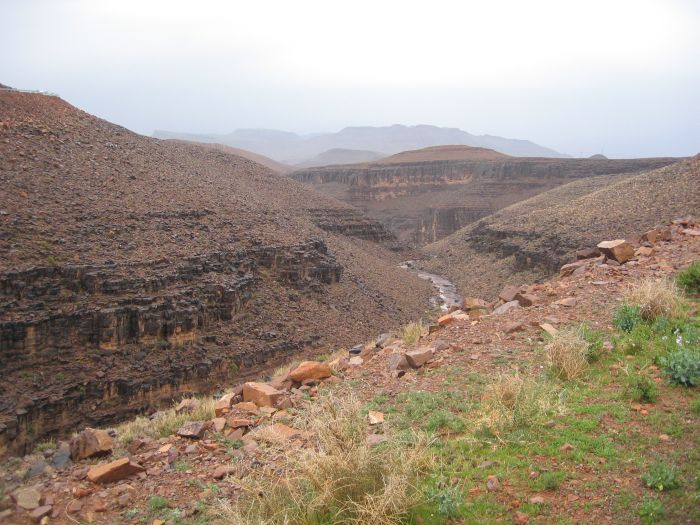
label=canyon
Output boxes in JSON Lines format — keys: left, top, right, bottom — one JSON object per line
{"left": 291, "top": 147, "right": 678, "bottom": 245}
{"left": 0, "top": 89, "right": 434, "bottom": 455}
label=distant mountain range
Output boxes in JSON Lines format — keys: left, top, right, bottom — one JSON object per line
{"left": 153, "top": 124, "right": 569, "bottom": 164}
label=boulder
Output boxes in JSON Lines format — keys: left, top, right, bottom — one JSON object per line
{"left": 559, "top": 260, "right": 589, "bottom": 277}
{"left": 289, "top": 361, "right": 332, "bottom": 382}
{"left": 641, "top": 229, "right": 659, "bottom": 244}
{"left": 463, "top": 297, "right": 489, "bottom": 311}
{"left": 12, "top": 487, "right": 41, "bottom": 510}
{"left": 214, "top": 393, "right": 235, "bottom": 417}
{"left": 387, "top": 353, "right": 410, "bottom": 371}
{"left": 211, "top": 417, "right": 226, "bottom": 432}
{"left": 176, "top": 421, "right": 209, "bottom": 439}
{"left": 348, "top": 356, "right": 364, "bottom": 366}
{"left": 29, "top": 505, "right": 52, "bottom": 523}
{"left": 234, "top": 401, "right": 259, "bottom": 414}
{"left": 493, "top": 300, "right": 519, "bottom": 315}
{"left": 227, "top": 418, "right": 254, "bottom": 429}
{"left": 405, "top": 347, "right": 434, "bottom": 368}
{"left": 576, "top": 247, "right": 600, "bottom": 259}
{"left": 242, "top": 382, "right": 284, "bottom": 408}
{"left": 70, "top": 428, "right": 113, "bottom": 461}
{"left": 87, "top": 457, "right": 144, "bottom": 484}
{"left": 597, "top": 239, "right": 634, "bottom": 264}
{"left": 498, "top": 285, "right": 520, "bottom": 303}
{"left": 555, "top": 297, "right": 577, "bottom": 307}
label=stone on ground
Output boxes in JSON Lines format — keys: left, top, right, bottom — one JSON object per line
{"left": 70, "top": 428, "right": 113, "bottom": 461}
{"left": 87, "top": 457, "right": 144, "bottom": 484}
{"left": 176, "top": 421, "right": 209, "bottom": 439}
{"left": 214, "top": 393, "right": 235, "bottom": 417}
{"left": 387, "top": 353, "right": 410, "bottom": 371}
{"left": 368, "top": 411, "right": 384, "bottom": 425}
{"left": 597, "top": 239, "right": 634, "bottom": 263}
{"left": 494, "top": 300, "right": 519, "bottom": 315}
{"left": 251, "top": 423, "right": 301, "bottom": 444}
{"left": 242, "top": 382, "right": 284, "bottom": 407}
{"left": 498, "top": 285, "right": 520, "bottom": 303}
{"left": 405, "top": 347, "right": 434, "bottom": 368}
{"left": 288, "top": 361, "right": 332, "bottom": 382}
{"left": 175, "top": 398, "right": 198, "bottom": 414}
{"left": 13, "top": 487, "right": 41, "bottom": 510}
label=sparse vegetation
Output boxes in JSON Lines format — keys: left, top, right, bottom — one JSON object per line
{"left": 545, "top": 326, "right": 590, "bottom": 380}
{"left": 34, "top": 439, "right": 56, "bottom": 452}
{"left": 677, "top": 261, "right": 700, "bottom": 295}
{"left": 613, "top": 303, "right": 643, "bottom": 333}
{"left": 399, "top": 319, "right": 424, "bottom": 345}
{"left": 479, "top": 373, "right": 562, "bottom": 437}
{"left": 216, "top": 393, "right": 432, "bottom": 525}
{"left": 147, "top": 495, "right": 171, "bottom": 511}
{"left": 624, "top": 370, "right": 658, "bottom": 403}
{"left": 660, "top": 349, "right": 700, "bottom": 386}
{"left": 115, "top": 396, "right": 217, "bottom": 446}
{"left": 626, "top": 278, "right": 682, "bottom": 321}
{"left": 642, "top": 461, "right": 681, "bottom": 491}
{"left": 639, "top": 497, "right": 666, "bottom": 524}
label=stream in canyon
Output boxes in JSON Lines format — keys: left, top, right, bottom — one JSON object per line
{"left": 400, "top": 261, "right": 463, "bottom": 311}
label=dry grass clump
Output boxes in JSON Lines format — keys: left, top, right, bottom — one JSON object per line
{"left": 115, "top": 396, "right": 217, "bottom": 447}
{"left": 626, "top": 278, "right": 682, "bottom": 321}
{"left": 216, "top": 393, "right": 432, "bottom": 525}
{"left": 478, "top": 373, "right": 562, "bottom": 438}
{"left": 545, "top": 327, "right": 589, "bottom": 380}
{"left": 399, "top": 320, "right": 425, "bottom": 345}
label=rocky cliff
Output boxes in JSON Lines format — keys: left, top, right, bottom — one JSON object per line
{"left": 0, "top": 89, "right": 433, "bottom": 455}
{"left": 291, "top": 156, "right": 679, "bottom": 244}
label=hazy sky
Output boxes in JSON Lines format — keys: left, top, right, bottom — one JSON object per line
{"left": 2, "top": 0, "right": 699, "bottom": 157}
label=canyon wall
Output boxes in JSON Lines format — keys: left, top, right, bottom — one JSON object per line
{"left": 292, "top": 157, "right": 679, "bottom": 245}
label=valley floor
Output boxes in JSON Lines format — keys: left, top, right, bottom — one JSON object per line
{"left": 1, "top": 223, "right": 699, "bottom": 524}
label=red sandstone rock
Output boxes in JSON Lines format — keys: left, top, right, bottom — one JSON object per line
{"left": 242, "top": 382, "right": 284, "bottom": 407}
{"left": 87, "top": 457, "right": 144, "bottom": 484}
{"left": 405, "top": 347, "right": 434, "bottom": 368}
{"left": 288, "top": 361, "right": 332, "bottom": 382}
{"left": 597, "top": 239, "right": 634, "bottom": 264}
{"left": 70, "top": 428, "right": 113, "bottom": 461}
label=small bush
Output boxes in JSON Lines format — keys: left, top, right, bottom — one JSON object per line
{"left": 399, "top": 320, "right": 424, "bottom": 345}
{"left": 539, "top": 471, "right": 565, "bottom": 491}
{"left": 34, "top": 440, "right": 56, "bottom": 453}
{"left": 639, "top": 497, "right": 666, "bottom": 524}
{"left": 677, "top": 261, "right": 700, "bottom": 295}
{"left": 578, "top": 323, "right": 604, "bottom": 362}
{"left": 615, "top": 323, "right": 653, "bottom": 355}
{"left": 642, "top": 461, "right": 680, "bottom": 491}
{"left": 479, "top": 373, "right": 562, "bottom": 437}
{"left": 690, "top": 398, "right": 700, "bottom": 415}
{"left": 148, "top": 495, "right": 170, "bottom": 511}
{"left": 545, "top": 327, "right": 589, "bottom": 380}
{"left": 427, "top": 481, "right": 462, "bottom": 517}
{"left": 625, "top": 372, "right": 658, "bottom": 403}
{"left": 661, "top": 349, "right": 700, "bottom": 386}
{"left": 614, "top": 303, "right": 642, "bottom": 333}
{"left": 626, "top": 278, "right": 682, "bottom": 321}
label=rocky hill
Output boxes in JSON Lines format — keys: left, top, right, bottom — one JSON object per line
{"left": 163, "top": 140, "right": 291, "bottom": 173}
{"left": 422, "top": 157, "right": 700, "bottom": 299}
{"left": 0, "top": 89, "right": 433, "bottom": 455}
{"left": 291, "top": 152, "right": 678, "bottom": 245}
{"left": 0, "top": 217, "right": 698, "bottom": 525}
{"left": 294, "top": 148, "right": 386, "bottom": 168}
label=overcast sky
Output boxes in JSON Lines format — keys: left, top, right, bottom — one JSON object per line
{"left": 2, "top": 0, "right": 699, "bottom": 158}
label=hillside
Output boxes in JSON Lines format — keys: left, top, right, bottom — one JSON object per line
{"left": 422, "top": 157, "right": 700, "bottom": 299}
{"left": 163, "top": 139, "right": 291, "bottom": 173}
{"left": 292, "top": 153, "right": 678, "bottom": 245}
{"left": 154, "top": 124, "right": 568, "bottom": 164}
{"left": 376, "top": 144, "right": 510, "bottom": 164}
{"left": 0, "top": 89, "right": 433, "bottom": 454}
{"left": 1, "top": 217, "right": 698, "bottom": 525}
{"left": 294, "top": 148, "right": 385, "bottom": 168}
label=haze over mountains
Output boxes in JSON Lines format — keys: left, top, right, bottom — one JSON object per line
{"left": 153, "top": 124, "right": 569, "bottom": 166}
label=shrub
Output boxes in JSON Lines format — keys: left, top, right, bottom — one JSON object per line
{"left": 642, "top": 461, "right": 680, "bottom": 491}
{"left": 690, "top": 398, "right": 700, "bottom": 415}
{"left": 639, "top": 497, "right": 666, "bottom": 524}
{"left": 539, "top": 471, "right": 565, "bottom": 491}
{"left": 399, "top": 320, "right": 424, "bottom": 345}
{"left": 115, "top": 396, "right": 217, "bottom": 446}
{"left": 479, "top": 373, "right": 562, "bottom": 438}
{"left": 626, "top": 278, "right": 682, "bottom": 321}
{"left": 615, "top": 323, "right": 653, "bottom": 355}
{"left": 545, "top": 327, "right": 589, "bottom": 380}
{"left": 660, "top": 349, "right": 700, "bottom": 386}
{"left": 148, "top": 495, "right": 170, "bottom": 511}
{"left": 216, "top": 393, "right": 432, "bottom": 525}
{"left": 578, "top": 323, "right": 604, "bottom": 362}
{"left": 614, "top": 303, "right": 642, "bottom": 333}
{"left": 676, "top": 261, "right": 700, "bottom": 295}
{"left": 624, "top": 372, "right": 658, "bottom": 403}
{"left": 427, "top": 481, "right": 462, "bottom": 517}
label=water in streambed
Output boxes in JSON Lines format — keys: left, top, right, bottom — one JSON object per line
{"left": 400, "top": 261, "right": 463, "bottom": 311}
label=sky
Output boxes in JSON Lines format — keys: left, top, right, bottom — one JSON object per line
{"left": 2, "top": 0, "right": 699, "bottom": 158}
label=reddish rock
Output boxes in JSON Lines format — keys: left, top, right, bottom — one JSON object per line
{"left": 211, "top": 417, "right": 226, "bottom": 432}
{"left": 682, "top": 228, "right": 700, "bottom": 236}
{"left": 559, "top": 259, "right": 589, "bottom": 277}
{"left": 288, "top": 361, "right": 332, "bottom": 382}
{"left": 514, "top": 510, "right": 529, "bottom": 524}
{"left": 234, "top": 401, "right": 259, "bottom": 414}
{"left": 437, "top": 314, "right": 453, "bottom": 327}
{"left": 463, "top": 297, "right": 489, "bottom": 311}
{"left": 87, "top": 457, "right": 144, "bottom": 484}
{"left": 214, "top": 393, "right": 235, "bottom": 417}
{"left": 29, "top": 505, "right": 52, "bottom": 523}
{"left": 636, "top": 246, "right": 654, "bottom": 257}
{"left": 597, "top": 239, "right": 634, "bottom": 264}
{"left": 486, "top": 475, "right": 500, "bottom": 491}
{"left": 176, "top": 421, "right": 209, "bottom": 439}
{"left": 555, "top": 297, "right": 577, "bottom": 307}
{"left": 227, "top": 418, "right": 254, "bottom": 429}
{"left": 641, "top": 229, "right": 659, "bottom": 244}
{"left": 70, "top": 428, "right": 113, "bottom": 461}
{"left": 405, "top": 347, "right": 434, "bottom": 368}
{"left": 499, "top": 285, "right": 520, "bottom": 303}
{"left": 576, "top": 247, "right": 600, "bottom": 259}
{"left": 539, "top": 323, "right": 558, "bottom": 337}
{"left": 368, "top": 411, "right": 384, "bottom": 425}
{"left": 242, "top": 382, "right": 284, "bottom": 408}
{"left": 212, "top": 465, "right": 237, "bottom": 480}
{"left": 66, "top": 500, "right": 82, "bottom": 513}
{"left": 504, "top": 322, "right": 525, "bottom": 334}
{"left": 251, "top": 423, "right": 301, "bottom": 444}
{"left": 388, "top": 353, "right": 410, "bottom": 371}
{"left": 494, "top": 300, "right": 519, "bottom": 315}
{"left": 514, "top": 292, "right": 537, "bottom": 307}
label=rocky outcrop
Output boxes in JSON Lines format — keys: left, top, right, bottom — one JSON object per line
{"left": 292, "top": 157, "right": 679, "bottom": 245}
